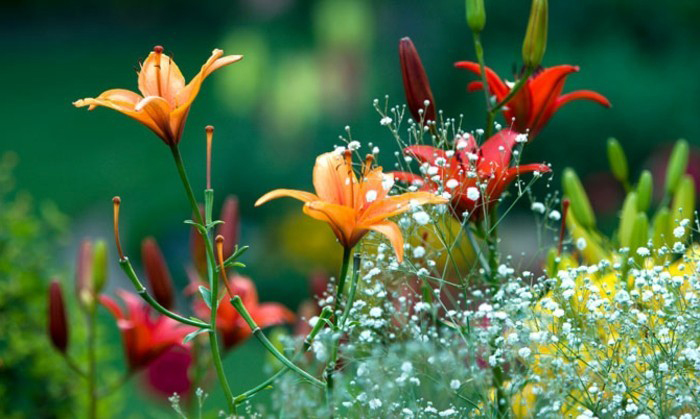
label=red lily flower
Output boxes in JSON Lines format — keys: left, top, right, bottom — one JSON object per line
{"left": 100, "top": 290, "right": 196, "bottom": 370}
{"left": 455, "top": 63, "right": 611, "bottom": 139}
{"left": 193, "top": 275, "right": 295, "bottom": 350}
{"left": 392, "top": 129, "right": 551, "bottom": 221}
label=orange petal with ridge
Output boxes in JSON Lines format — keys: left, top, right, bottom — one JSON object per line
{"left": 255, "top": 189, "right": 319, "bottom": 206}
{"left": 365, "top": 221, "right": 405, "bottom": 263}
{"left": 361, "top": 191, "right": 447, "bottom": 225}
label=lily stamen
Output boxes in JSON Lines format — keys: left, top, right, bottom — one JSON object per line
{"left": 112, "top": 196, "right": 124, "bottom": 260}
{"left": 215, "top": 235, "right": 236, "bottom": 299}
{"left": 153, "top": 46, "right": 164, "bottom": 97}
{"left": 206, "top": 125, "right": 214, "bottom": 190}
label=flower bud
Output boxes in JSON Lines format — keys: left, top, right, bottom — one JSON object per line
{"left": 618, "top": 192, "right": 638, "bottom": 248}
{"left": 522, "top": 0, "right": 548, "bottom": 69}
{"left": 216, "top": 195, "right": 240, "bottom": 260}
{"left": 636, "top": 170, "right": 653, "bottom": 212}
{"left": 48, "top": 279, "right": 69, "bottom": 353}
{"left": 75, "top": 239, "right": 94, "bottom": 308}
{"left": 142, "top": 237, "right": 175, "bottom": 310}
{"left": 606, "top": 137, "right": 628, "bottom": 184}
{"left": 630, "top": 212, "right": 649, "bottom": 264}
{"left": 664, "top": 139, "right": 689, "bottom": 196}
{"left": 651, "top": 207, "right": 670, "bottom": 252}
{"left": 562, "top": 168, "right": 595, "bottom": 229}
{"left": 92, "top": 240, "right": 108, "bottom": 295}
{"left": 669, "top": 175, "right": 695, "bottom": 243}
{"left": 399, "top": 37, "right": 437, "bottom": 124}
{"left": 565, "top": 207, "right": 607, "bottom": 263}
{"left": 466, "top": 0, "right": 486, "bottom": 33}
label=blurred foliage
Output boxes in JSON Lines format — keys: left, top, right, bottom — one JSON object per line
{"left": 0, "top": 152, "right": 74, "bottom": 417}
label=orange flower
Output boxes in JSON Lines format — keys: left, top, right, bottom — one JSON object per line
{"left": 255, "top": 150, "right": 448, "bottom": 262}
{"left": 74, "top": 46, "right": 242, "bottom": 146}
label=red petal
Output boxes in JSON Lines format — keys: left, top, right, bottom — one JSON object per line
{"left": 467, "top": 81, "right": 483, "bottom": 92}
{"left": 404, "top": 145, "right": 446, "bottom": 166}
{"left": 391, "top": 171, "right": 424, "bottom": 186}
{"left": 253, "top": 304, "right": 296, "bottom": 328}
{"left": 554, "top": 90, "right": 611, "bottom": 112}
{"left": 479, "top": 129, "right": 520, "bottom": 168}
{"left": 455, "top": 61, "right": 510, "bottom": 99}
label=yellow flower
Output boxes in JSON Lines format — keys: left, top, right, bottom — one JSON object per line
{"left": 74, "top": 46, "right": 242, "bottom": 146}
{"left": 256, "top": 150, "right": 447, "bottom": 262}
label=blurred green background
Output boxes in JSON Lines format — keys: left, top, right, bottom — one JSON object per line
{"left": 2, "top": 0, "right": 700, "bottom": 415}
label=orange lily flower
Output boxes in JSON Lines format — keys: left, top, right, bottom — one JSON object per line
{"left": 74, "top": 46, "right": 242, "bottom": 146}
{"left": 255, "top": 150, "right": 448, "bottom": 262}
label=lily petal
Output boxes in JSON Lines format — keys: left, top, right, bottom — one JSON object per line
{"left": 479, "top": 129, "right": 519, "bottom": 170}
{"left": 404, "top": 145, "right": 447, "bottom": 166}
{"left": 312, "top": 151, "right": 356, "bottom": 206}
{"left": 554, "top": 90, "right": 612, "bottom": 112}
{"left": 174, "top": 49, "right": 243, "bottom": 111}
{"left": 366, "top": 221, "right": 404, "bottom": 262}
{"left": 254, "top": 303, "right": 297, "bottom": 328}
{"left": 135, "top": 96, "right": 175, "bottom": 144}
{"left": 361, "top": 191, "right": 447, "bottom": 225}
{"left": 255, "top": 189, "right": 319, "bottom": 206}
{"left": 454, "top": 61, "right": 510, "bottom": 99}
{"left": 391, "top": 171, "right": 425, "bottom": 186}
{"left": 138, "top": 50, "right": 186, "bottom": 104}
{"left": 303, "top": 201, "right": 359, "bottom": 248}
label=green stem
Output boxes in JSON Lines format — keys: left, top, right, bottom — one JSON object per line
{"left": 327, "top": 251, "right": 359, "bottom": 417}
{"left": 492, "top": 363, "right": 508, "bottom": 417}
{"left": 472, "top": 33, "right": 491, "bottom": 112}
{"left": 491, "top": 66, "right": 533, "bottom": 114}
{"left": 332, "top": 247, "right": 352, "bottom": 317}
{"left": 486, "top": 206, "right": 500, "bottom": 284}
{"left": 233, "top": 306, "right": 333, "bottom": 406}
{"left": 61, "top": 352, "right": 87, "bottom": 378}
{"left": 203, "top": 198, "right": 236, "bottom": 416}
{"left": 86, "top": 307, "right": 97, "bottom": 419}
{"left": 118, "top": 258, "right": 210, "bottom": 328}
{"left": 338, "top": 255, "right": 361, "bottom": 327}
{"left": 170, "top": 145, "right": 205, "bottom": 225}
{"left": 170, "top": 144, "right": 235, "bottom": 415}
{"left": 98, "top": 372, "right": 132, "bottom": 398}
{"left": 230, "top": 296, "right": 324, "bottom": 388}
{"left": 465, "top": 225, "right": 491, "bottom": 281}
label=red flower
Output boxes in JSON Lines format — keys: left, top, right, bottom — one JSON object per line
{"left": 392, "top": 130, "right": 551, "bottom": 221}
{"left": 193, "top": 275, "right": 295, "bottom": 350}
{"left": 100, "top": 290, "right": 196, "bottom": 370}
{"left": 455, "top": 63, "right": 611, "bottom": 139}
{"left": 144, "top": 345, "right": 193, "bottom": 402}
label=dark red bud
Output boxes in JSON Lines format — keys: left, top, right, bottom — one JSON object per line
{"left": 216, "top": 195, "right": 240, "bottom": 260}
{"left": 48, "top": 279, "right": 69, "bottom": 353}
{"left": 142, "top": 237, "right": 175, "bottom": 310}
{"left": 399, "top": 37, "right": 437, "bottom": 124}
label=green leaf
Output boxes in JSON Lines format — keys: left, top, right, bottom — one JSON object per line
{"left": 199, "top": 285, "right": 213, "bottom": 309}
{"left": 183, "top": 328, "right": 209, "bottom": 344}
